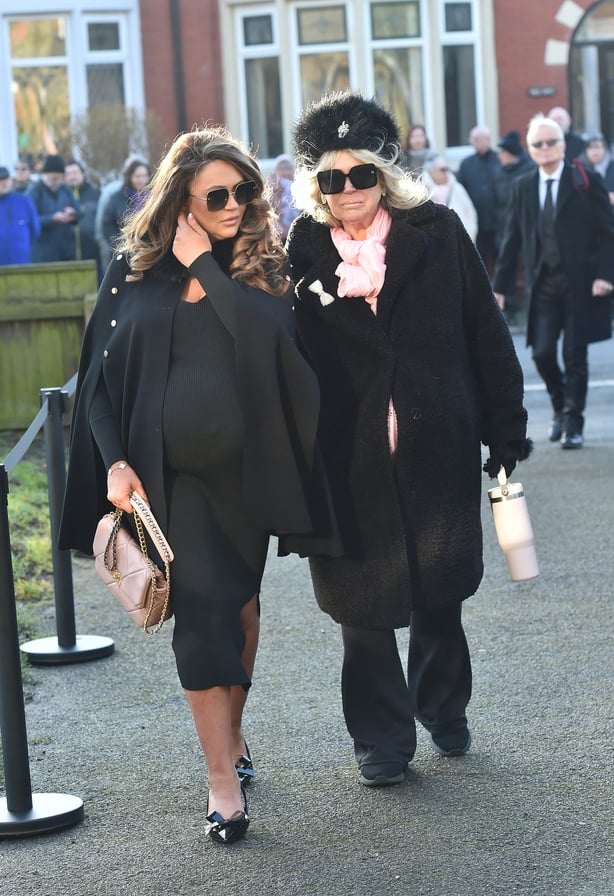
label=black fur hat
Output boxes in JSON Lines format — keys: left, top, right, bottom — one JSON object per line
{"left": 293, "top": 91, "right": 401, "bottom": 168}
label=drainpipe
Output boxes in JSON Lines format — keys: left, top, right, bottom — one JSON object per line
{"left": 169, "top": 0, "right": 187, "bottom": 133}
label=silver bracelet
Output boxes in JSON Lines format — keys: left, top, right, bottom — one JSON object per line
{"left": 108, "top": 462, "right": 128, "bottom": 476}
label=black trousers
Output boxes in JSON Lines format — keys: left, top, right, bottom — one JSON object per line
{"left": 531, "top": 268, "right": 588, "bottom": 434}
{"left": 340, "top": 602, "right": 472, "bottom": 767}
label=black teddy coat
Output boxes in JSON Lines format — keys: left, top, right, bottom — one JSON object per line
{"left": 287, "top": 201, "right": 529, "bottom": 629}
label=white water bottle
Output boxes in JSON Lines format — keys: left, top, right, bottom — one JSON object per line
{"left": 488, "top": 467, "right": 539, "bottom": 581}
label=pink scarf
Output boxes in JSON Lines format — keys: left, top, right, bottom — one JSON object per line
{"left": 330, "top": 206, "right": 392, "bottom": 312}
{"left": 330, "top": 206, "right": 398, "bottom": 453}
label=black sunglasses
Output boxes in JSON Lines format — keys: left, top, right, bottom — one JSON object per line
{"left": 190, "top": 179, "right": 258, "bottom": 212}
{"left": 317, "top": 164, "right": 378, "bottom": 195}
{"left": 531, "top": 138, "right": 560, "bottom": 149}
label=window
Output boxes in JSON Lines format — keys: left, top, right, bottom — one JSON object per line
{"left": 228, "top": 0, "right": 486, "bottom": 160}
{"left": 10, "top": 17, "right": 71, "bottom": 158}
{"left": 84, "top": 17, "right": 128, "bottom": 108}
{"left": 236, "top": 9, "right": 283, "bottom": 157}
{"left": 7, "top": 13, "right": 132, "bottom": 161}
{"left": 295, "top": 4, "right": 351, "bottom": 106}
{"left": 441, "top": 0, "right": 478, "bottom": 146}
{"left": 444, "top": 2, "right": 472, "bottom": 32}
{"left": 569, "top": 0, "right": 614, "bottom": 143}
{"left": 369, "top": 2, "right": 425, "bottom": 140}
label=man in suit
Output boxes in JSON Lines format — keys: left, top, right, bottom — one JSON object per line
{"left": 493, "top": 115, "right": 614, "bottom": 449}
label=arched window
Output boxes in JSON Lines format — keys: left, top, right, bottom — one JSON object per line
{"left": 569, "top": 0, "right": 614, "bottom": 145}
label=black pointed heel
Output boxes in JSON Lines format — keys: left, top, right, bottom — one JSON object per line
{"left": 206, "top": 787, "right": 249, "bottom": 845}
{"left": 235, "top": 741, "right": 255, "bottom": 785}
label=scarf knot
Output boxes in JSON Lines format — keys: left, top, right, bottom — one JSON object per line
{"left": 330, "top": 206, "right": 391, "bottom": 310}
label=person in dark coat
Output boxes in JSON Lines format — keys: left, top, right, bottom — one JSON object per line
{"left": 100, "top": 156, "right": 150, "bottom": 258}
{"left": 548, "top": 106, "right": 585, "bottom": 163}
{"left": 494, "top": 130, "right": 536, "bottom": 324}
{"left": 288, "top": 91, "right": 531, "bottom": 788}
{"left": 27, "top": 154, "right": 79, "bottom": 262}
{"left": 456, "top": 125, "right": 502, "bottom": 275}
{"left": 493, "top": 115, "right": 614, "bottom": 449}
{"left": 581, "top": 134, "right": 614, "bottom": 204}
{"left": 64, "top": 160, "right": 102, "bottom": 280}
{"left": 60, "top": 127, "right": 338, "bottom": 845}
{"left": 0, "top": 166, "right": 40, "bottom": 264}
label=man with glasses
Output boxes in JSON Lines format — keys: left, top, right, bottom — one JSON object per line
{"left": 493, "top": 114, "right": 614, "bottom": 449}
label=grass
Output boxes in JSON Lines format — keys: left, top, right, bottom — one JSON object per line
{"left": 1, "top": 432, "right": 54, "bottom": 608}
{"left": 0, "top": 431, "right": 55, "bottom": 699}
{"left": 0, "top": 431, "right": 56, "bottom": 785}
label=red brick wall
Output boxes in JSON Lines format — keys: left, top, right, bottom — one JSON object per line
{"left": 139, "top": 0, "right": 225, "bottom": 145}
{"left": 493, "top": 0, "right": 593, "bottom": 139}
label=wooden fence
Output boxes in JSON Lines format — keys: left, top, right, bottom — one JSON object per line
{"left": 0, "top": 261, "right": 97, "bottom": 430}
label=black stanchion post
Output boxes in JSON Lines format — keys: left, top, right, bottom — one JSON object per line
{"left": 0, "top": 464, "right": 84, "bottom": 836}
{"left": 45, "top": 388, "right": 76, "bottom": 648}
{"left": 20, "top": 388, "right": 114, "bottom": 665}
{"left": 0, "top": 465, "right": 33, "bottom": 811}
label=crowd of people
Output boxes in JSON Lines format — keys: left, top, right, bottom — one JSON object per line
{"left": 0, "top": 152, "right": 151, "bottom": 280}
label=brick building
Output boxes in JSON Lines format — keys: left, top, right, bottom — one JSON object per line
{"left": 0, "top": 1, "right": 612, "bottom": 176}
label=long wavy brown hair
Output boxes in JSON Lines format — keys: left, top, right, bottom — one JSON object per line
{"left": 116, "top": 126, "right": 288, "bottom": 295}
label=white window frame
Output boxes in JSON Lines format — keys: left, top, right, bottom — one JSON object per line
{"left": 289, "top": 1, "right": 358, "bottom": 113}
{"left": 362, "top": 0, "right": 434, "bottom": 139}
{"left": 234, "top": 4, "right": 280, "bottom": 155}
{"left": 440, "top": 0, "right": 484, "bottom": 147}
{"left": 0, "top": 3, "right": 145, "bottom": 167}
{"left": 80, "top": 14, "right": 134, "bottom": 109}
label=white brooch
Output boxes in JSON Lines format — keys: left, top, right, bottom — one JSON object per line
{"left": 308, "top": 279, "right": 336, "bottom": 306}
{"left": 337, "top": 121, "right": 350, "bottom": 138}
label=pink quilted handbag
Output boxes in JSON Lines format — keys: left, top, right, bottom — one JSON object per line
{"left": 93, "top": 492, "right": 173, "bottom": 634}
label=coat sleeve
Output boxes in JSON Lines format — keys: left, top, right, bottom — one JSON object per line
{"left": 58, "top": 260, "right": 128, "bottom": 553}
{"left": 587, "top": 171, "right": 614, "bottom": 284}
{"left": 491, "top": 177, "right": 523, "bottom": 296}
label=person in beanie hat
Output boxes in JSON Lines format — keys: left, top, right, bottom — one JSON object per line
{"left": 27, "top": 153, "right": 80, "bottom": 261}
{"left": 288, "top": 90, "right": 531, "bottom": 786}
{"left": 494, "top": 130, "right": 536, "bottom": 325}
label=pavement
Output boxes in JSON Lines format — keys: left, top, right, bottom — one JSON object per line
{"left": 1, "top": 332, "right": 613, "bottom": 896}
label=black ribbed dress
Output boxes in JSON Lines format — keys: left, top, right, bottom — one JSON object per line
{"left": 162, "top": 296, "right": 268, "bottom": 691}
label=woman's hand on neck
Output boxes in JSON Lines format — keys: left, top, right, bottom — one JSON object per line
{"left": 173, "top": 211, "right": 212, "bottom": 268}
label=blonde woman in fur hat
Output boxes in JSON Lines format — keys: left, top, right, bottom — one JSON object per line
{"left": 288, "top": 91, "right": 531, "bottom": 787}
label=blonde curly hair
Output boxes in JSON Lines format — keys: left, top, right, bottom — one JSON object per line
{"left": 116, "top": 126, "right": 288, "bottom": 295}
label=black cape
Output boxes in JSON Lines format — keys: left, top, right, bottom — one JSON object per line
{"left": 59, "top": 245, "right": 340, "bottom": 559}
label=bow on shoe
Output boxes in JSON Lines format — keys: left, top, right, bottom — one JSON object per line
{"left": 205, "top": 788, "right": 250, "bottom": 844}
{"left": 235, "top": 753, "right": 255, "bottom": 785}
{"left": 205, "top": 808, "right": 249, "bottom": 843}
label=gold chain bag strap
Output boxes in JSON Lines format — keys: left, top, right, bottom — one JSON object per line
{"left": 93, "top": 492, "right": 173, "bottom": 634}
